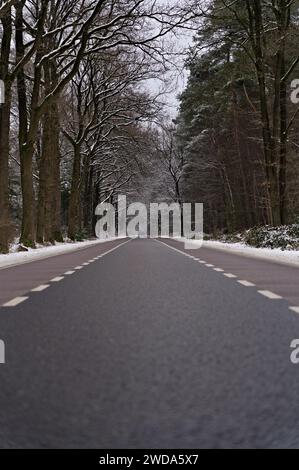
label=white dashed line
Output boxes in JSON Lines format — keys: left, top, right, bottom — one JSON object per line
{"left": 31, "top": 285, "right": 50, "bottom": 292}
{"left": 238, "top": 280, "right": 255, "bottom": 287}
{"left": 258, "top": 290, "right": 282, "bottom": 300}
{"left": 290, "top": 307, "right": 299, "bottom": 314}
{"left": 155, "top": 239, "right": 296, "bottom": 307}
{"left": 74, "top": 266, "right": 83, "bottom": 270}
{"left": 82, "top": 262, "right": 90, "bottom": 266}
{"left": 50, "top": 276, "right": 64, "bottom": 282}
{"left": 3, "top": 296, "right": 29, "bottom": 307}
{"left": 64, "top": 271, "right": 75, "bottom": 275}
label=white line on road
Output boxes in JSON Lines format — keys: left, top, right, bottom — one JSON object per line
{"left": 50, "top": 276, "right": 65, "bottom": 282}
{"left": 31, "top": 285, "right": 50, "bottom": 292}
{"left": 205, "top": 264, "right": 214, "bottom": 267}
{"left": 82, "top": 262, "right": 90, "bottom": 266}
{"left": 258, "top": 290, "right": 282, "bottom": 299}
{"left": 155, "top": 239, "right": 292, "bottom": 306}
{"left": 290, "top": 306, "right": 299, "bottom": 314}
{"left": 96, "top": 239, "right": 132, "bottom": 258}
{"left": 3, "top": 296, "right": 29, "bottom": 307}
{"left": 74, "top": 266, "right": 83, "bottom": 270}
{"left": 155, "top": 239, "right": 199, "bottom": 258}
{"left": 238, "top": 280, "right": 255, "bottom": 287}
{"left": 64, "top": 271, "right": 75, "bottom": 275}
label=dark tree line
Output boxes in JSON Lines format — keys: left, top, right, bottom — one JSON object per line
{"left": 174, "top": 0, "right": 299, "bottom": 235}
{"left": 0, "top": 0, "right": 193, "bottom": 253}
{"left": 2, "top": 0, "right": 299, "bottom": 251}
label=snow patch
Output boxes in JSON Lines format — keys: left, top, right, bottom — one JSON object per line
{"left": 175, "top": 237, "right": 299, "bottom": 268}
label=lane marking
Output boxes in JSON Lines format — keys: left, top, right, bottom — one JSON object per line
{"left": 238, "top": 280, "right": 255, "bottom": 287}
{"left": 290, "top": 306, "right": 299, "bottom": 314}
{"left": 155, "top": 239, "right": 200, "bottom": 259}
{"left": 3, "top": 296, "right": 28, "bottom": 307}
{"left": 31, "top": 285, "right": 50, "bottom": 292}
{"left": 95, "top": 239, "right": 132, "bottom": 258}
{"left": 258, "top": 290, "right": 282, "bottom": 300}
{"left": 64, "top": 271, "right": 75, "bottom": 275}
{"left": 50, "top": 276, "right": 64, "bottom": 282}
{"left": 74, "top": 266, "right": 83, "bottom": 270}
{"left": 205, "top": 264, "right": 214, "bottom": 268}
{"left": 82, "top": 262, "right": 90, "bottom": 266}
{"left": 155, "top": 239, "right": 292, "bottom": 306}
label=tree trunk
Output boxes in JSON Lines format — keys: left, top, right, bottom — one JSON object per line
{"left": 16, "top": 4, "right": 41, "bottom": 247}
{"left": 0, "top": 10, "right": 12, "bottom": 253}
{"left": 37, "top": 61, "right": 62, "bottom": 243}
{"left": 83, "top": 159, "right": 94, "bottom": 237}
{"left": 247, "top": 0, "right": 281, "bottom": 226}
{"left": 68, "top": 145, "right": 82, "bottom": 240}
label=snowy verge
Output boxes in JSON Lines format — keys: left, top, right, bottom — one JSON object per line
{"left": 0, "top": 238, "right": 125, "bottom": 270}
{"left": 174, "top": 237, "right": 299, "bottom": 268}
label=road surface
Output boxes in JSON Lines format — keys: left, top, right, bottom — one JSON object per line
{"left": 0, "top": 238, "right": 299, "bottom": 449}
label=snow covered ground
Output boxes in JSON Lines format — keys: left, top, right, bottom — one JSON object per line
{"left": 0, "top": 238, "right": 123, "bottom": 270}
{"left": 175, "top": 238, "right": 299, "bottom": 268}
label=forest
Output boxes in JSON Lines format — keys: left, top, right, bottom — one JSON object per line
{"left": 1, "top": 0, "right": 299, "bottom": 254}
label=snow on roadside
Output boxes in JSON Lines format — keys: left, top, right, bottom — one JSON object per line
{"left": 175, "top": 237, "right": 299, "bottom": 267}
{"left": 0, "top": 238, "right": 124, "bottom": 269}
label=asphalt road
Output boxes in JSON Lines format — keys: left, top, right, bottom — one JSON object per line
{"left": 1, "top": 238, "right": 299, "bottom": 449}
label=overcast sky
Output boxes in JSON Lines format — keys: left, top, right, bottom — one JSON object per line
{"left": 145, "top": 1, "right": 194, "bottom": 119}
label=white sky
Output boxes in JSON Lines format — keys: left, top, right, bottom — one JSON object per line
{"left": 145, "top": 1, "right": 194, "bottom": 119}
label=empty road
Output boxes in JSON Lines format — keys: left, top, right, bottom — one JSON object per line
{"left": 1, "top": 238, "right": 299, "bottom": 448}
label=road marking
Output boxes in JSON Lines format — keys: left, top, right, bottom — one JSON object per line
{"left": 96, "top": 239, "right": 132, "bottom": 258}
{"left": 214, "top": 268, "right": 224, "bottom": 272}
{"left": 3, "top": 296, "right": 28, "bottom": 307}
{"left": 88, "top": 260, "right": 95, "bottom": 263}
{"left": 74, "top": 266, "right": 83, "bottom": 270}
{"left": 50, "top": 276, "right": 64, "bottom": 282}
{"left": 223, "top": 273, "right": 237, "bottom": 278}
{"left": 199, "top": 260, "right": 206, "bottom": 264}
{"left": 258, "top": 290, "right": 282, "bottom": 299}
{"left": 64, "top": 271, "right": 75, "bottom": 275}
{"left": 82, "top": 262, "right": 90, "bottom": 266}
{"left": 238, "top": 280, "right": 255, "bottom": 287}
{"left": 31, "top": 285, "right": 50, "bottom": 292}
{"left": 155, "top": 239, "right": 196, "bottom": 257}
{"left": 205, "top": 264, "right": 214, "bottom": 267}
{"left": 290, "top": 306, "right": 299, "bottom": 314}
